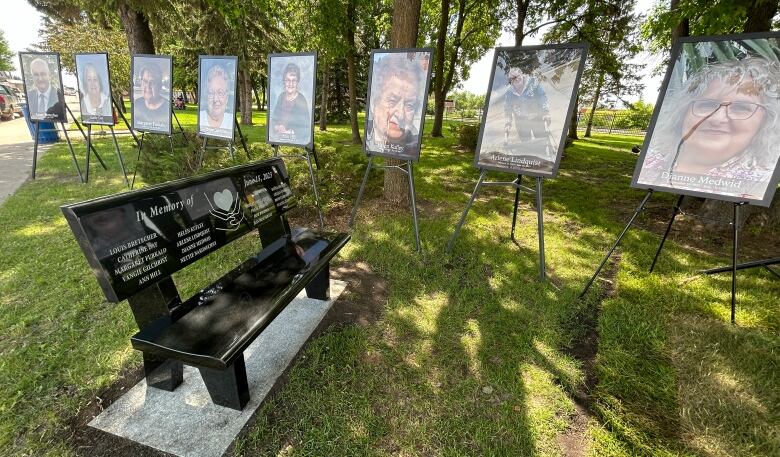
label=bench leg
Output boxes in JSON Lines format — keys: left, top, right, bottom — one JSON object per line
{"left": 143, "top": 353, "right": 183, "bottom": 391}
{"left": 198, "top": 355, "right": 250, "bottom": 410}
{"left": 305, "top": 263, "right": 330, "bottom": 300}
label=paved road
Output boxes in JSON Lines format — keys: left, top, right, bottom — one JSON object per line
{"left": 0, "top": 116, "right": 45, "bottom": 205}
{"left": 0, "top": 95, "right": 82, "bottom": 206}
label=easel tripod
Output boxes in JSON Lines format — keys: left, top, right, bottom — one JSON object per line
{"left": 82, "top": 97, "right": 139, "bottom": 188}
{"left": 197, "top": 118, "right": 252, "bottom": 167}
{"left": 31, "top": 103, "right": 108, "bottom": 183}
{"left": 446, "top": 169, "right": 547, "bottom": 281}
{"left": 273, "top": 144, "right": 324, "bottom": 229}
{"left": 580, "top": 189, "right": 752, "bottom": 324}
{"left": 349, "top": 155, "right": 421, "bottom": 252}
{"left": 130, "top": 109, "right": 190, "bottom": 189}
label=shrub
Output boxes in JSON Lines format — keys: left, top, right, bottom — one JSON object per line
{"left": 457, "top": 123, "right": 480, "bottom": 152}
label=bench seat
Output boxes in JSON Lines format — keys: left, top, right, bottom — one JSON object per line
{"left": 131, "top": 229, "right": 349, "bottom": 370}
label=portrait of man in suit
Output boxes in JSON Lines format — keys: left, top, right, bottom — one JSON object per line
{"left": 21, "top": 53, "right": 66, "bottom": 122}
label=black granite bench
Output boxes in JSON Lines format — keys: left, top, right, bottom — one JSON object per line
{"left": 61, "top": 158, "right": 349, "bottom": 410}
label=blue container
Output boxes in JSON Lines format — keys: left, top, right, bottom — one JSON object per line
{"left": 20, "top": 104, "right": 60, "bottom": 144}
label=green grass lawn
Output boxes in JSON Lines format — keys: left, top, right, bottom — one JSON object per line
{"left": 0, "top": 106, "right": 777, "bottom": 456}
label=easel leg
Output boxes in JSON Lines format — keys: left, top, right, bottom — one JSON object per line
{"left": 649, "top": 195, "right": 684, "bottom": 273}
{"left": 228, "top": 141, "right": 236, "bottom": 161}
{"left": 198, "top": 137, "right": 208, "bottom": 169}
{"left": 407, "top": 161, "right": 421, "bottom": 253}
{"left": 112, "top": 97, "right": 142, "bottom": 148}
{"left": 131, "top": 132, "right": 145, "bottom": 189}
{"left": 67, "top": 104, "right": 107, "bottom": 170}
{"left": 580, "top": 189, "right": 654, "bottom": 298}
{"left": 349, "top": 155, "right": 374, "bottom": 228}
{"left": 446, "top": 169, "right": 487, "bottom": 253}
{"left": 536, "top": 177, "right": 546, "bottom": 282}
{"left": 85, "top": 124, "right": 92, "bottom": 183}
{"left": 109, "top": 125, "right": 129, "bottom": 187}
{"left": 168, "top": 135, "right": 175, "bottom": 155}
{"left": 31, "top": 122, "right": 40, "bottom": 180}
{"left": 731, "top": 203, "right": 743, "bottom": 325}
{"left": 173, "top": 110, "right": 188, "bottom": 145}
{"left": 272, "top": 144, "right": 279, "bottom": 158}
{"left": 61, "top": 126, "right": 84, "bottom": 183}
{"left": 511, "top": 174, "right": 522, "bottom": 241}
{"left": 234, "top": 119, "right": 251, "bottom": 159}
{"left": 311, "top": 144, "right": 320, "bottom": 169}
{"left": 305, "top": 149, "right": 325, "bottom": 229}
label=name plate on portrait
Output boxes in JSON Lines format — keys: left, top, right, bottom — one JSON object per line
{"left": 61, "top": 159, "right": 295, "bottom": 302}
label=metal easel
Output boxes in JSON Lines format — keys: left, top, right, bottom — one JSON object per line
{"left": 349, "top": 155, "right": 421, "bottom": 253}
{"left": 579, "top": 189, "right": 750, "bottom": 324}
{"left": 446, "top": 169, "right": 547, "bottom": 281}
{"left": 130, "top": 108, "right": 190, "bottom": 189}
{"left": 197, "top": 118, "right": 252, "bottom": 167}
{"left": 31, "top": 103, "right": 108, "bottom": 183}
{"left": 273, "top": 143, "right": 324, "bottom": 229}
{"left": 82, "top": 97, "right": 138, "bottom": 187}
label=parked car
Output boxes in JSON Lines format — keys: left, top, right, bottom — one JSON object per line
{"left": 0, "top": 84, "right": 23, "bottom": 120}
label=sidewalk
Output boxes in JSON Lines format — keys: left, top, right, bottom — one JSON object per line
{"left": 0, "top": 116, "right": 51, "bottom": 205}
{"left": 0, "top": 93, "right": 83, "bottom": 206}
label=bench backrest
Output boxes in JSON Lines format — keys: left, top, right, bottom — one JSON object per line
{"left": 61, "top": 157, "right": 295, "bottom": 303}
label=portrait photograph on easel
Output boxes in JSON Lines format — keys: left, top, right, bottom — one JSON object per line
{"left": 364, "top": 49, "right": 433, "bottom": 162}
{"left": 581, "top": 32, "right": 780, "bottom": 324}
{"left": 75, "top": 53, "right": 114, "bottom": 126}
{"left": 131, "top": 54, "right": 173, "bottom": 135}
{"left": 19, "top": 52, "right": 66, "bottom": 123}
{"left": 633, "top": 33, "right": 780, "bottom": 206}
{"left": 267, "top": 52, "right": 315, "bottom": 148}
{"left": 197, "top": 56, "right": 237, "bottom": 141}
{"left": 476, "top": 44, "right": 587, "bottom": 177}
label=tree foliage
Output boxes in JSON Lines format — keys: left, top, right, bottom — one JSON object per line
{"left": 543, "top": 0, "right": 644, "bottom": 139}
{"left": 424, "top": 0, "right": 502, "bottom": 137}
{"left": 0, "top": 30, "right": 13, "bottom": 72}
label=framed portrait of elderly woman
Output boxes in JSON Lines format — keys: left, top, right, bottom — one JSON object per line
{"left": 364, "top": 48, "right": 434, "bottom": 162}
{"left": 131, "top": 54, "right": 173, "bottom": 135}
{"left": 75, "top": 53, "right": 114, "bottom": 126}
{"left": 475, "top": 44, "right": 588, "bottom": 177}
{"left": 197, "top": 55, "right": 238, "bottom": 141}
{"left": 266, "top": 52, "right": 316, "bottom": 148}
{"left": 632, "top": 32, "right": 780, "bottom": 207}
{"left": 19, "top": 52, "right": 67, "bottom": 123}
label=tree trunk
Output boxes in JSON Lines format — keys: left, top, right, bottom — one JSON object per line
{"left": 432, "top": 0, "right": 466, "bottom": 138}
{"left": 182, "top": 90, "right": 188, "bottom": 104}
{"left": 384, "top": 0, "right": 422, "bottom": 204}
{"left": 252, "top": 82, "right": 262, "bottom": 111}
{"left": 584, "top": 71, "right": 604, "bottom": 137}
{"left": 117, "top": 2, "right": 155, "bottom": 55}
{"left": 319, "top": 62, "right": 329, "bottom": 131}
{"left": 670, "top": 0, "right": 689, "bottom": 43}
{"left": 743, "top": 0, "right": 777, "bottom": 33}
{"left": 566, "top": 95, "right": 579, "bottom": 146}
{"left": 430, "top": 0, "right": 451, "bottom": 138}
{"left": 116, "top": 91, "right": 126, "bottom": 113}
{"left": 238, "top": 68, "right": 253, "bottom": 125}
{"left": 261, "top": 75, "right": 267, "bottom": 110}
{"left": 514, "top": 0, "right": 530, "bottom": 46}
{"left": 335, "top": 68, "right": 345, "bottom": 122}
{"left": 346, "top": 0, "right": 362, "bottom": 144}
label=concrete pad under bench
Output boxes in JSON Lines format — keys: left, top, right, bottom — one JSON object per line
{"left": 89, "top": 279, "right": 347, "bottom": 457}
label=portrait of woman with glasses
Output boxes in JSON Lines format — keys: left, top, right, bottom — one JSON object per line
{"left": 198, "top": 60, "right": 236, "bottom": 139}
{"left": 635, "top": 47, "right": 780, "bottom": 202}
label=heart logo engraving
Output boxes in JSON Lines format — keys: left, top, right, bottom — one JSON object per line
{"left": 213, "top": 189, "right": 234, "bottom": 211}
